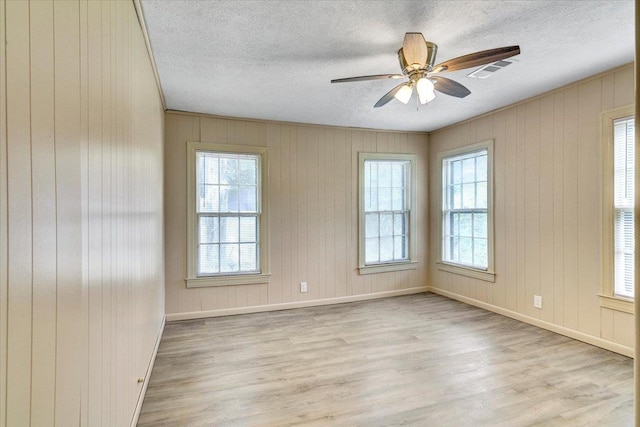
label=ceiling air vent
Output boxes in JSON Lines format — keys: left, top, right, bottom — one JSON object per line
{"left": 468, "top": 60, "right": 512, "bottom": 79}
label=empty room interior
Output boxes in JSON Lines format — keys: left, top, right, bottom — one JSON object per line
{"left": 1, "top": 0, "right": 639, "bottom": 425}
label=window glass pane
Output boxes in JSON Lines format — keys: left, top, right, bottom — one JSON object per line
{"left": 476, "top": 155, "right": 487, "bottom": 182}
{"left": 240, "top": 243, "right": 257, "bottom": 271}
{"left": 459, "top": 237, "right": 473, "bottom": 264}
{"left": 394, "top": 236, "right": 407, "bottom": 260}
{"left": 199, "top": 185, "right": 219, "bottom": 212}
{"left": 459, "top": 213, "right": 472, "bottom": 237}
{"left": 462, "top": 183, "right": 476, "bottom": 209}
{"left": 365, "top": 238, "right": 379, "bottom": 263}
{"left": 239, "top": 217, "right": 257, "bottom": 243}
{"left": 449, "top": 236, "right": 459, "bottom": 262}
{"left": 391, "top": 188, "right": 404, "bottom": 211}
{"left": 379, "top": 237, "right": 393, "bottom": 261}
{"left": 203, "top": 156, "right": 219, "bottom": 184}
{"left": 379, "top": 213, "right": 393, "bottom": 237}
{"left": 220, "top": 244, "right": 239, "bottom": 272}
{"left": 219, "top": 186, "right": 239, "bottom": 212}
{"left": 238, "top": 158, "right": 257, "bottom": 185}
{"left": 239, "top": 186, "right": 257, "bottom": 212}
{"left": 452, "top": 184, "right": 462, "bottom": 209}
{"left": 364, "top": 162, "right": 373, "bottom": 189}
{"left": 473, "top": 238, "right": 488, "bottom": 268}
{"left": 220, "top": 157, "right": 238, "bottom": 185}
{"left": 450, "top": 212, "right": 459, "bottom": 237}
{"left": 476, "top": 182, "right": 487, "bottom": 209}
{"left": 378, "top": 162, "right": 392, "bottom": 187}
{"left": 378, "top": 187, "right": 392, "bottom": 211}
{"left": 462, "top": 158, "right": 475, "bottom": 183}
{"left": 364, "top": 187, "right": 378, "bottom": 212}
{"left": 199, "top": 216, "right": 219, "bottom": 243}
{"left": 366, "top": 213, "right": 379, "bottom": 238}
{"left": 392, "top": 163, "right": 405, "bottom": 188}
{"left": 452, "top": 160, "right": 461, "bottom": 184}
{"left": 199, "top": 244, "right": 219, "bottom": 274}
{"left": 394, "top": 213, "right": 405, "bottom": 236}
{"left": 473, "top": 213, "right": 487, "bottom": 239}
{"left": 220, "top": 217, "right": 239, "bottom": 243}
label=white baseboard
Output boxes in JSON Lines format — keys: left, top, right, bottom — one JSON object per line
{"left": 130, "top": 315, "right": 166, "bottom": 427}
{"left": 166, "top": 286, "right": 430, "bottom": 322}
{"left": 427, "top": 286, "right": 634, "bottom": 358}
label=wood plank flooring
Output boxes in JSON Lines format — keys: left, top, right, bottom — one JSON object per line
{"left": 138, "top": 293, "right": 633, "bottom": 426}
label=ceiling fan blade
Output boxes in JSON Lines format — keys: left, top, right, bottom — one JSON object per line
{"left": 402, "top": 32, "right": 428, "bottom": 66}
{"left": 431, "top": 76, "right": 471, "bottom": 98}
{"left": 374, "top": 82, "right": 409, "bottom": 108}
{"left": 331, "top": 74, "right": 404, "bottom": 83}
{"left": 432, "top": 45, "right": 520, "bottom": 73}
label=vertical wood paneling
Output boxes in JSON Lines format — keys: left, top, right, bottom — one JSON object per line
{"left": 0, "top": 0, "right": 8, "bottom": 423}
{"left": 524, "top": 100, "right": 541, "bottom": 319}
{"left": 2, "top": 0, "right": 165, "bottom": 425}
{"left": 30, "top": 1, "right": 57, "bottom": 424}
{"left": 429, "top": 64, "right": 635, "bottom": 351}
{"left": 539, "top": 95, "right": 555, "bottom": 323}
{"left": 6, "top": 1, "right": 33, "bottom": 424}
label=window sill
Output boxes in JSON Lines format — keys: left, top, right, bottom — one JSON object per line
{"left": 186, "top": 273, "right": 271, "bottom": 288}
{"left": 598, "top": 294, "right": 634, "bottom": 314}
{"left": 358, "top": 261, "right": 418, "bottom": 275}
{"left": 436, "top": 262, "right": 495, "bottom": 282}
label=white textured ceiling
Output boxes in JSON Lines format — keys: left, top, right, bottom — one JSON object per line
{"left": 141, "top": 0, "right": 634, "bottom": 132}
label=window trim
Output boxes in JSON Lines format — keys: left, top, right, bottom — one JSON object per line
{"left": 600, "top": 105, "right": 634, "bottom": 312}
{"left": 186, "top": 142, "right": 270, "bottom": 288}
{"left": 436, "top": 139, "right": 495, "bottom": 282}
{"left": 358, "top": 152, "right": 418, "bottom": 275}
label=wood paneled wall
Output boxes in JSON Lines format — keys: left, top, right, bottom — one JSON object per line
{"left": 428, "top": 64, "right": 635, "bottom": 352}
{"left": 0, "top": 1, "right": 165, "bottom": 426}
{"left": 164, "top": 113, "right": 429, "bottom": 315}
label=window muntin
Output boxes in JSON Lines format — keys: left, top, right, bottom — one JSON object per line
{"left": 363, "top": 160, "right": 410, "bottom": 264}
{"left": 613, "top": 116, "right": 634, "bottom": 298}
{"left": 196, "top": 151, "right": 261, "bottom": 277}
{"left": 442, "top": 149, "right": 489, "bottom": 270}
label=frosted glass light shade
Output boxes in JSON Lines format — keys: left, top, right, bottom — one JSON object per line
{"left": 416, "top": 78, "right": 435, "bottom": 104}
{"left": 394, "top": 84, "right": 413, "bottom": 104}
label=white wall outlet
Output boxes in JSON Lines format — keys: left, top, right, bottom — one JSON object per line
{"left": 533, "top": 295, "right": 542, "bottom": 309}
{"left": 300, "top": 282, "right": 308, "bottom": 293}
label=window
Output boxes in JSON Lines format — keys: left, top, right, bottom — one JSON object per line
{"left": 186, "top": 142, "right": 269, "bottom": 288}
{"left": 613, "top": 116, "right": 635, "bottom": 298}
{"left": 437, "top": 140, "right": 494, "bottom": 282}
{"left": 358, "top": 153, "right": 417, "bottom": 274}
{"left": 601, "top": 106, "right": 634, "bottom": 312}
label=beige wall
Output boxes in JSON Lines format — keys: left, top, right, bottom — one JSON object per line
{"left": 0, "top": 1, "right": 165, "bottom": 426}
{"left": 428, "top": 64, "right": 635, "bottom": 354}
{"left": 164, "top": 112, "right": 429, "bottom": 316}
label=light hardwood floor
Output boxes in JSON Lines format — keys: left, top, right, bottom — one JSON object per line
{"left": 138, "top": 293, "right": 633, "bottom": 426}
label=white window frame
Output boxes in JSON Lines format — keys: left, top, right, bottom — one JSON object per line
{"left": 186, "top": 142, "right": 270, "bottom": 288}
{"left": 436, "top": 140, "right": 495, "bottom": 282}
{"left": 358, "top": 152, "right": 418, "bottom": 275}
{"left": 600, "top": 105, "right": 634, "bottom": 313}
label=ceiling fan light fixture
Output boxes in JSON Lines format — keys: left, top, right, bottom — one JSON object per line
{"left": 416, "top": 77, "right": 435, "bottom": 104}
{"left": 394, "top": 84, "right": 413, "bottom": 104}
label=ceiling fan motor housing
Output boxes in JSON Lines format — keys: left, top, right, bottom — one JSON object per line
{"left": 398, "top": 41, "right": 438, "bottom": 75}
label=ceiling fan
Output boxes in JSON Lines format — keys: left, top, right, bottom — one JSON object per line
{"left": 331, "top": 33, "right": 520, "bottom": 108}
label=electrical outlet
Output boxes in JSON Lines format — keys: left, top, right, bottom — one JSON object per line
{"left": 533, "top": 295, "right": 542, "bottom": 309}
{"left": 300, "top": 282, "right": 308, "bottom": 293}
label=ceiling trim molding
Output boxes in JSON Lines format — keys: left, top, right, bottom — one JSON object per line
{"left": 432, "top": 61, "right": 634, "bottom": 135}
{"left": 164, "top": 109, "right": 431, "bottom": 136}
{"left": 132, "top": 0, "right": 167, "bottom": 110}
